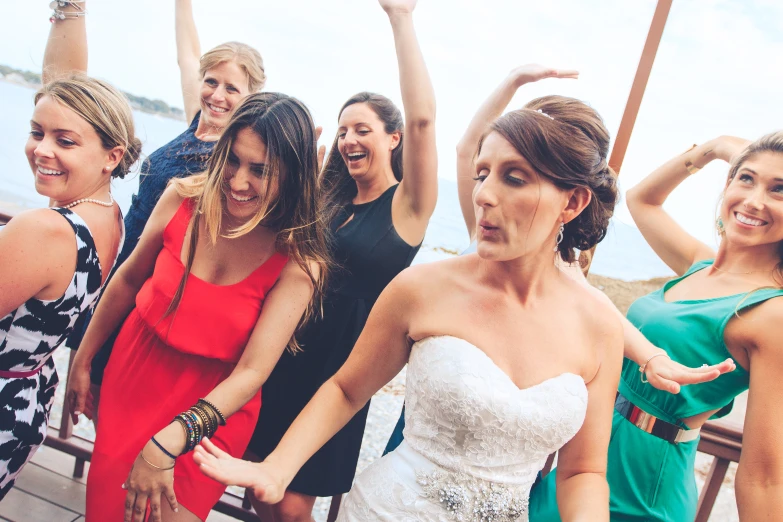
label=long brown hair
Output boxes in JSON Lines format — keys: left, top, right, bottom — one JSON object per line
{"left": 320, "top": 92, "right": 404, "bottom": 223}
{"left": 480, "top": 95, "right": 618, "bottom": 263}
{"left": 169, "top": 92, "right": 330, "bottom": 352}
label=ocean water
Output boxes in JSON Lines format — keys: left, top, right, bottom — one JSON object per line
{"left": 0, "top": 80, "right": 673, "bottom": 281}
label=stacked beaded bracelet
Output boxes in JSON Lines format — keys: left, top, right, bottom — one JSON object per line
{"left": 49, "top": 0, "right": 87, "bottom": 23}
{"left": 173, "top": 398, "right": 227, "bottom": 453}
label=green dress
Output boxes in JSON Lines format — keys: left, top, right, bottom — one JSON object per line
{"left": 529, "top": 259, "right": 783, "bottom": 521}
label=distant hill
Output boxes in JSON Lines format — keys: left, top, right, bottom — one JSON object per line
{"left": 0, "top": 64, "right": 185, "bottom": 121}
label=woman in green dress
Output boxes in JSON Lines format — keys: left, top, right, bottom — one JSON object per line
{"left": 530, "top": 132, "right": 783, "bottom": 521}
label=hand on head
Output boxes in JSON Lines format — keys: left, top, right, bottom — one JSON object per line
{"left": 510, "top": 64, "right": 579, "bottom": 86}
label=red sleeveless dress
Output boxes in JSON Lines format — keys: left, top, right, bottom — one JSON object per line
{"left": 86, "top": 198, "right": 288, "bottom": 520}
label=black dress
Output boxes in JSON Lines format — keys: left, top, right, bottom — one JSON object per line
{"left": 249, "top": 184, "right": 420, "bottom": 496}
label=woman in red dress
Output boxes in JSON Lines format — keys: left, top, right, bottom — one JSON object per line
{"left": 66, "top": 92, "right": 329, "bottom": 522}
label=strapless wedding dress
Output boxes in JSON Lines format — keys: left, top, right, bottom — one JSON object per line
{"left": 337, "top": 335, "right": 588, "bottom": 522}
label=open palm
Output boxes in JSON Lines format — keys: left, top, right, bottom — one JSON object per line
{"left": 511, "top": 64, "right": 579, "bottom": 86}
{"left": 194, "top": 438, "right": 286, "bottom": 503}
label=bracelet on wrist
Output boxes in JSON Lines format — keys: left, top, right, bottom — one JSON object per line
{"left": 639, "top": 352, "right": 670, "bottom": 383}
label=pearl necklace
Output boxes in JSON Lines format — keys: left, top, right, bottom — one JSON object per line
{"left": 62, "top": 193, "right": 114, "bottom": 209}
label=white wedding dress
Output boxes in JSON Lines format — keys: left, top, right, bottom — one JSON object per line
{"left": 337, "top": 336, "right": 588, "bottom": 522}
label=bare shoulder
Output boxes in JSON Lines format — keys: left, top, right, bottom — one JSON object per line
{"left": 735, "top": 294, "right": 783, "bottom": 351}
{"left": 567, "top": 276, "right": 624, "bottom": 355}
{"left": 1, "top": 208, "right": 75, "bottom": 248}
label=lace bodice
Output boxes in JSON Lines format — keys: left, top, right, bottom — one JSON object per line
{"left": 338, "top": 335, "right": 588, "bottom": 521}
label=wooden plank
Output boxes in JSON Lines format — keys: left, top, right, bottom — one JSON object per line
{"left": 13, "top": 462, "right": 86, "bottom": 514}
{"left": 30, "top": 446, "right": 90, "bottom": 485}
{"left": 695, "top": 458, "right": 731, "bottom": 522}
{"left": 0, "top": 488, "right": 78, "bottom": 522}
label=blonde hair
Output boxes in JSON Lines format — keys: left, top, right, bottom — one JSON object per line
{"left": 199, "top": 42, "right": 266, "bottom": 93}
{"left": 169, "top": 92, "right": 330, "bottom": 353}
{"left": 35, "top": 73, "right": 142, "bottom": 178}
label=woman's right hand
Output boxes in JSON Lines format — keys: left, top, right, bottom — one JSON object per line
{"left": 194, "top": 438, "right": 287, "bottom": 504}
{"left": 66, "top": 359, "right": 92, "bottom": 424}
{"left": 644, "top": 355, "right": 736, "bottom": 394}
{"left": 510, "top": 64, "right": 579, "bottom": 87}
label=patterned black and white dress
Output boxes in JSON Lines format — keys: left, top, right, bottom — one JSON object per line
{"left": 0, "top": 208, "right": 122, "bottom": 500}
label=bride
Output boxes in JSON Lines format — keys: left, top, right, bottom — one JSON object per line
{"left": 194, "top": 92, "right": 623, "bottom": 520}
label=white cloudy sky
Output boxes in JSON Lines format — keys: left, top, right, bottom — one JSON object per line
{"left": 3, "top": 0, "right": 782, "bottom": 245}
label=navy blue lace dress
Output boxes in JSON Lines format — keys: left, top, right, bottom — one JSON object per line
{"left": 0, "top": 208, "right": 122, "bottom": 500}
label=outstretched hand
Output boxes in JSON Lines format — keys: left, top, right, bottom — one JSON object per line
{"left": 194, "top": 437, "right": 287, "bottom": 504}
{"left": 510, "top": 64, "right": 579, "bottom": 87}
{"left": 379, "top": 0, "right": 417, "bottom": 15}
{"left": 644, "top": 356, "right": 736, "bottom": 394}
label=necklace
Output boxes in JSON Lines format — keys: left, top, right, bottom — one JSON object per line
{"left": 62, "top": 192, "right": 114, "bottom": 209}
{"left": 712, "top": 263, "right": 771, "bottom": 275}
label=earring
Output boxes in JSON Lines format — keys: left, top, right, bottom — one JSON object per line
{"left": 716, "top": 216, "right": 725, "bottom": 235}
{"left": 554, "top": 222, "right": 565, "bottom": 252}
{"left": 103, "top": 166, "right": 111, "bottom": 173}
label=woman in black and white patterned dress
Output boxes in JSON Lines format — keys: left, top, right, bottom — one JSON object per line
{"left": 0, "top": 71, "right": 139, "bottom": 500}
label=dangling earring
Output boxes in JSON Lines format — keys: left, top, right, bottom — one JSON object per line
{"left": 554, "top": 222, "right": 565, "bottom": 252}
{"left": 716, "top": 216, "right": 725, "bottom": 235}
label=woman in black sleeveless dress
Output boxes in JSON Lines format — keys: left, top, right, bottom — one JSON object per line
{"left": 247, "top": 0, "right": 438, "bottom": 518}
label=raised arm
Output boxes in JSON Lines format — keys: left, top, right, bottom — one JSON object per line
{"left": 735, "top": 299, "right": 783, "bottom": 520}
{"left": 457, "top": 65, "right": 578, "bottom": 239}
{"left": 42, "top": 0, "right": 88, "bottom": 83}
{"left": 626, "top": 136, "right": 750, "bottom": 275}
{"left": 176, "top": 0, "right": 203, "bottom": 123}
{"left": 383, "top": 0, "right": 438, "bottom": 241}
{"left": 554, "top": 309, "right": 623, "bottom": 522}
{"left": 193, "top": 267, "right": 421, "bottom": 501}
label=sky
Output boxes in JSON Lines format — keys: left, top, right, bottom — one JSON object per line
{"left": 2, "top": 0, "right": 782, "bottom": 246}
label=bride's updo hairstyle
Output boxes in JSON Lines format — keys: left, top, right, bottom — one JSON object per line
{"left": 487, "top": 95, "right": 618, "bottom": 263}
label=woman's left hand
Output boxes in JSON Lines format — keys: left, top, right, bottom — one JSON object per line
{"left": 379, "top": 0, "right": 417, "bottom": 16}
{"left": 123, "top": 445, "right": 178, "bottom": 522}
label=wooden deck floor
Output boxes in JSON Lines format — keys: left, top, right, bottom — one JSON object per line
{"left": 0, "top": 446, "right": 240, "bottom": 522}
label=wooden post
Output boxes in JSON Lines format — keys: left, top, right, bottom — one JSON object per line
{"left": 695, "top": 457, "right": 731, "bottom": 522}
{"left": 608, "top": 0, "right": 673, "bottom": 175}
{"left": 583, "top": 0, "right": 673, "bottom": 274}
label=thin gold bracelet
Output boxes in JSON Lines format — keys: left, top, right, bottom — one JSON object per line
{"left": 140, "top": 448, "right": 175, "bottom": 471}
{"left": 639, "top": 352, "right": 670, "bottom": 383}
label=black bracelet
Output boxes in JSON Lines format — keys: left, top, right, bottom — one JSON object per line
{"left": 150, "top": 436, "right": 178, "bottom": 460}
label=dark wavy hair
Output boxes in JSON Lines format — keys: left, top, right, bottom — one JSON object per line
{"left": 320, "top": 92, "right": 403, "bottom": 222}
{"left": 169, "top": 92, "right": 331, "bottom": 352}
{"left": 480, "top": 95, "right": 618, "bottom": 263}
